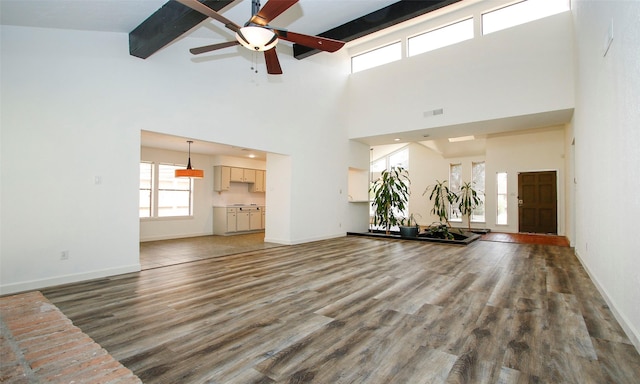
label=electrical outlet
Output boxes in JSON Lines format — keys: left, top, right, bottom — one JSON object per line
{"left": 60, "top": 250, "right": 69, "bottom": 260}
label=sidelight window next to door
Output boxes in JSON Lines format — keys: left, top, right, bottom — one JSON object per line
{"left": 496, "top": 172, "right": 508, "bottom": 225}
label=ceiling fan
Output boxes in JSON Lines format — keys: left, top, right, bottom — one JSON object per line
{"left": 175, "top": 0, "right": 346, "bottom": 75}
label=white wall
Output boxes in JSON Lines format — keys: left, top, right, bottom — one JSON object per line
{"left": 347, "top": 12, "right": 574, "bottom": 140}
{"left": 407, "top": 143, "right": 449, "bottom": 226}
{"left": 572, "top": 0, "right": 640, "bottom": 350}
{"left": 264, "top": 153, "right": 292, "bottom": 244}
{"left": 345, "top": 140, "right": 371, "bottom": 233}
{"left": 1, "top": 28, "right": 142, "bottom": 293}
{"left": 0, "top": 25, "right": 351, "bottom": 293}
{"left": 485, "top": 127, "right": 567, "bottom": 234}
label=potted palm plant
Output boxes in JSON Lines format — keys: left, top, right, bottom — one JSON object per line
{"left": 457, "top": 181, "right": 482, "bottom": 231}
{"left": 370, "top": 166, "right": 410, "bottom": 235}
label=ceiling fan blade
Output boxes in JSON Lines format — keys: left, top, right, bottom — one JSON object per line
{"left": 274, "top": 30, "right": 345, "bottom": 53}
{"left": 175, "top": 0, "right": 241, "bottom": 33}
{"left": 250, "top": 0, "right": 299, "bottom": 26}
{"left": 190, "top": 41, "right": 240, "bottom": 55}
{"left": 264, "top": 48, "right": 283, "bottom": 75}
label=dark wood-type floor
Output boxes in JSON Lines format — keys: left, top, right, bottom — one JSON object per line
{"left": 140, "top": 232, "right": 282, "bottom": 270}
{"left": 42, "top": 236, "right": 640, "bottom": 383}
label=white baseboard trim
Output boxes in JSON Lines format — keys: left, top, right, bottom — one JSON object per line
{"left": 264, "top": 233, "right": 345, "bottom": 246}
{"left": 0, "top": 264, "right": 141, "bottom": 296}
{"left": 140, "top": 232, "right": 212, "bottom": 242}
{"left": 574, "top": 250, "right": 640, "bottom": 353}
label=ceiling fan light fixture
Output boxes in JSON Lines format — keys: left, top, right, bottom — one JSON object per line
{"left": 175, "top": 140, "right": 204, "bottom": 179}
{"left": 236, "top": 26, "right": 278, "bottom": 51}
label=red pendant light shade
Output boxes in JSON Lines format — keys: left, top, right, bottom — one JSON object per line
{"left": 175, "top": 140, "right": 204, "bottom": 179}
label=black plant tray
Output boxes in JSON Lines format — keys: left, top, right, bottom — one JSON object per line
{"left": 347, "top": 230, "right": 480, "bottom": 245}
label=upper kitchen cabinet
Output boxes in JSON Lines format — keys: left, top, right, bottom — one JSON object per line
{"left": 214, "top": 166, "right": 231, "bottom": 191}
{"left": 230, "top": 167, "right": 256, "bottom": 183}
{"left": 214, "top": 166, "right": 265, "bottom": 192}
{"left": 250, "top": 170, "right": 266, "bottom": 193}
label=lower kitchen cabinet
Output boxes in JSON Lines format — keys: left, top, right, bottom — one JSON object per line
{"left": 213, "top": 206, "right": 264, "bottom": 235}
{"left": 226, "top": 208, "right": 237, "bottom": 232}
{"left": 249, "top": 209, "right": 261, "bottom": 230}
{"left": 236, "top": 209, "right": 250, "bottom": 231}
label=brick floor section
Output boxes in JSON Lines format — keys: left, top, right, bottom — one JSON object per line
{"left": 0, "top": 291, "right": 141, "bottom": 384}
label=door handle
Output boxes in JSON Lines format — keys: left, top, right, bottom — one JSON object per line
{"left": 518, "top": 199, "right": 524, "bottom": 206}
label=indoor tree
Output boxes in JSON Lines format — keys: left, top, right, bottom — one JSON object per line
{"left": 423, "top": 179, "right": 457, "bottom": 227}
{"left": 370, "top": 166, "right": 410, "bottom": 234}
{"left": 457, "top": 181, "right": 482, "bottom": 231}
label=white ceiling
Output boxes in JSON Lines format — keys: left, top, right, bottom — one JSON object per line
{"left": 0, "top": 0, "right": 398, "bottom": 40}
{"left": 141, "top": 130, "right": 269, "bottom": 160}
{"left": 358, "top": 109, "right": 574, "bottom": 158}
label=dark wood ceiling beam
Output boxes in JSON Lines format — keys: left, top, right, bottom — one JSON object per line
{"left": 129, "top": 0, "right": 233, "bottom": 59}
{"left": 293, "top": 0, "right": 461, "bottom": 60}
{"left": 130, "top": 0, "right": 461, "bottom": 60}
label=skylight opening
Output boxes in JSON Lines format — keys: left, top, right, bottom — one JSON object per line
{"left": 351, "top": 42, "right": 402, "bottom": 74}
{"left": 482, "top": 0, "right": 571, "bottom": 35}
{"left": 408, "top": 18, "right": 474, "bottom": 57}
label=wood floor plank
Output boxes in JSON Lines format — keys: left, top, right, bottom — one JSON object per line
{"left": 547, "top": 292, "right": 598, "bottom": 360}
{"left": 37, "top": 236, "right": 640, "bottom": 384}
{"left": 444, "top": 305, "right": 514, "bottom": 383}
{"left": 388, "top": 345, "right": 458, "bottom": 383}
{"left": 501, "top": 296, "right": 552, "bottom": 379}
{"left": 592, "top": 337, "right": 640, "bottom": 384}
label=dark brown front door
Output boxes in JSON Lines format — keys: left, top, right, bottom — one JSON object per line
{"left": 518, "top": 171, "right": 557, "bottom": 234}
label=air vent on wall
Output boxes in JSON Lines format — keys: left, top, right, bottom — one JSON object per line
{"left": 424, "top": 108, "right": 444, "bottom": 117}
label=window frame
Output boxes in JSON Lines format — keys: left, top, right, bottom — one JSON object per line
{"left": 140, "top": 162, "right": 195, "bottom": 220}
{"left": 408, "top": 17, "right": 474, "bottom": 58}
{"left": 449, "top": 163, "right": 462, "bottom": 222}
{"left": 471, "top": 161, "right": 485, "bottom": 223}
{"left": 496, "top": 171, "right": 508, "bottom": 225}
{"left": 139, "top": 162, "right": 153, "bottom": 218}
{"left": 482, "top": 0, "right": 571, "bottom": 36}
{"left": 351, "top": 41, "right": 402, "bottom": 74}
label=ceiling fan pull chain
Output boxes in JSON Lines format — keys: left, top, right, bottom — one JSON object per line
{"left": 252, "top": 52, "right": 258, "bottom": 73}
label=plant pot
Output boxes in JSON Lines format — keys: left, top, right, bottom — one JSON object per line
{"left": 399, "top": 226, "right": 419, "bottom": 238}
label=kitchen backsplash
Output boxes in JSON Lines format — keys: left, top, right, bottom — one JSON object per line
{"left": 212, "top": 182, "right": 266, "bottom": 207}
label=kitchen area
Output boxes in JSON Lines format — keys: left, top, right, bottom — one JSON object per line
{"left": 139, "top": 135, "right": 271, "bottom": 269}
{"left": 212, "top": 165, "right": 266, "bottom": 235}
{"left": 140, "top": 131, "right": 268, "bottom": 243}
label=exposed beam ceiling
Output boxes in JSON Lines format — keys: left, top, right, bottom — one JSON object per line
{"left": 130, "top": 0, "right": 233, "bottom": 59}
{"left": 293, "top": 0, "right": 461, "bottom": 59}
{"left": 129, "top": 0, "right": 460, "bottom": 60}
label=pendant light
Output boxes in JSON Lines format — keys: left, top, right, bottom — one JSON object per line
{"left": 175, "top": 140, "right": 204, "bottom": 179}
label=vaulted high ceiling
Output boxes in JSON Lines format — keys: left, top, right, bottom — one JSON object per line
{"left": 1, "top": 0, "right": 458, "bottom": 59}
{"left": 128, "top": 0, "right": 459, "bottom": 59}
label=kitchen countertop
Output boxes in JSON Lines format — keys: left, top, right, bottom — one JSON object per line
{"left": 213, "top": 204, "right": 265, "bottom": 208}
